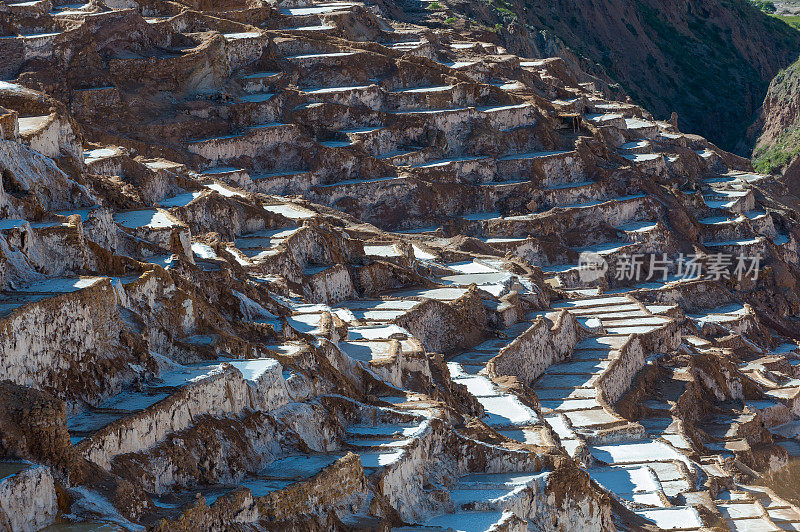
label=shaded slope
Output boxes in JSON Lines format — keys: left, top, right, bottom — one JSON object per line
{"left": 380, "top": 0, "right": 800, "bottom": 154}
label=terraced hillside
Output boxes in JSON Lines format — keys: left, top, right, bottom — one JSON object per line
{"left": 380, "top": 0, "right": 800, "bottom": 154}
{"left": 1, "top": 0, "right": 800, "bottom": 531}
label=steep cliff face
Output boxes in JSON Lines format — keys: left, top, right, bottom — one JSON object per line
{"left": 387, "top": 0, "right": 800, "bottom": 153}
{"left": 751, "top": 56, "right": 800, "bottom": 190}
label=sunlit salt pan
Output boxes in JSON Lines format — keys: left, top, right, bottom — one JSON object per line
{"left": 263, "top": 203, "right": 315, "bottom": 219}
{"left": 114, "top": 210, "right": 177, "bottom": 229}
{"left": 478, "top": 395, "right": 539, "bottom": 426}
{"left": 634, "top": 507, "right": 702, "bottom": 530}
{"left": 18, "top": 276, "right": 104, "bottom": 293}
{"left": 160, "top": 191, "right": 202, "bottom": 208}
{"left": 348, "top": 324, "right": 409, "bottom": 340}
{"left": 191, "top": 243, "right": 217, "bottom": 259}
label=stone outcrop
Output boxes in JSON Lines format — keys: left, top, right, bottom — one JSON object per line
{"left": 0, "top": 465, "right": 58, "bottom": 532}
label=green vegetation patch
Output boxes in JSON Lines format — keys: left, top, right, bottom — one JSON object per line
{"left": 753, "top": 124, "right": 800, "bottom": 173}
{"left": 772, "top": 14, "right": 800, "bottom": 30}
{"left": 482, "top": 0, "right": 517, "bottom": 20}
{"left": 751, "top": 0, "right": 777, "bottom": 13}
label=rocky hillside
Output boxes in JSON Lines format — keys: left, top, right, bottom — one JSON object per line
{"left": 383, "top": 0, "right": 800, "bottom": 154}
{"left": 2, "top": 0, "right": 800, "bottom": 530}
{"left": 751, "top": 55, "right": 800, "bottom": 188}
